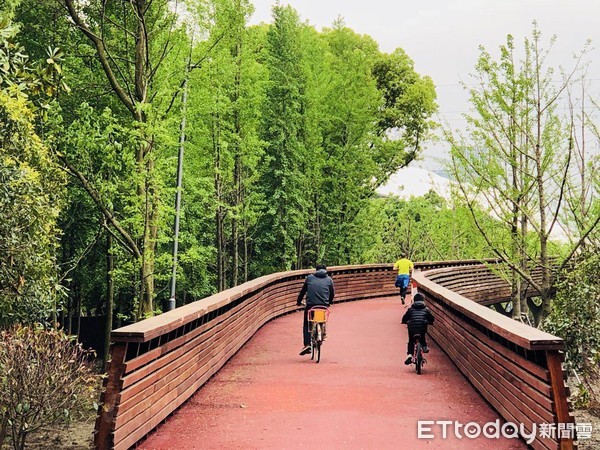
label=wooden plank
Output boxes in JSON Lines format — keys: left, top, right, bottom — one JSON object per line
{"left": 546, "top": 351, "right": 575, "bottom": 450}
{"left": 430, "top": 309, "right": 555, "bottom": 422}
{"left": 112, "top": 278, "right": 303, "bottom": 343}
{"left": 113, "top": 310, "right": 269, "bottom": 446}
{"left": 121, "top": 281, "right": 291, "bottom": 373}
{"left": 426, "top": 295, "right": 551, "bottom": 382}
{"left": 94, "top": 343, "right": 127, "bottom": 450}
{"left": 428, "top": 327, "right": 557, "bottom": 450}
{"left": 111, "top": 266, "right": 400, "bottom": 343}
{"left": 116, "top": 295, "right": 276, "bottom": 429}
{"left": 429, "top": 327, "right": 559, "bottom": 450}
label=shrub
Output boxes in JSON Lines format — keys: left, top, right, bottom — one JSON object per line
{"left": 545, "top": 253, "right": 600, "bottom": 411}
{"left": 544, "top": 253, "right": 600, "bottom": 371}
{"left": 0, "top": 325, "right": 97, "bottom": 450}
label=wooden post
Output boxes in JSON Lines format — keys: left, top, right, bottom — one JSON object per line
{"left": 546, "top": 350, "right": 574, "bottom": 450}
{"left": 95, "top": 342, "right": 127, "bottom": 450}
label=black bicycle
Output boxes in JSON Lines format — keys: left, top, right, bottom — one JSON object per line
{"left": 412, "top": 334, "right": 427, "bottom": 374}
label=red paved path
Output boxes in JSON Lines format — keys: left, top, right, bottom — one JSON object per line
{"left": 138, "top": 297, "right": 526, "bottom": 449}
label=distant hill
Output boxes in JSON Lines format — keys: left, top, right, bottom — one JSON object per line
{"left": 376, "top": 166, "right": 453, "bottom": 200}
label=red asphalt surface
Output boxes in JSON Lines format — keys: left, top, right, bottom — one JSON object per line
{"left": 138, "top": 297, "right": 526, "bottom": 450}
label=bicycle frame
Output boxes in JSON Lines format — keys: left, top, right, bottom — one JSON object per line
{"left": 307, "top": 306, "right": 329, "bottom": 363}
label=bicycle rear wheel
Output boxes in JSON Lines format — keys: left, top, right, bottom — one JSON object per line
{"left": 315, "top": 324, "right": 322, "bottom": 363}
{"left": 415, "top": 343, "right": 423, "bottom": 374}
{"left": 310, "top": 324, "right": 316, "bottom": 360}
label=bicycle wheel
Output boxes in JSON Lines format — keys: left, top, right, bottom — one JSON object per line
{"left": 415, "top": 343, "right": 423, "bottom": 374}
{"left": 315, "top": 324, "right": 322, "bottom": 363}
{"left": 310, "top": 324, "right": 316, "bottom": 360}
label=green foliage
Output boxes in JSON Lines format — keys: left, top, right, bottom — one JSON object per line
{"left": 0, "top": 325, "right": 97, "bottom": 450}
{"left": 5, "top": 1, "right": 440, "bottom": 325}
{"left": 545, "top": 253, "right": 600, "bottom": 371}
{"left": 350, "top": 192, "right": 495, "bottom": 263}
{"left": 52, "top": 102, "right": 141, "bottom": 317}
{"left": 371, "top": 48, "right": 437, "bottom": 179}
{"left": 0, "top": 0, "right": 21, "bottom": 20}
{"left": 0, "top": 21, "right": 65, "bottom": 326}
{"left": 447, "top": 23, "right": 597, "bottom": 323}
{"left": 256, "top": 4, "right": 310, "bottom": 271}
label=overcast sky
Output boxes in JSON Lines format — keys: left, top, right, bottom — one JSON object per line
{"left": 249, "top": 0, "right": 600, "bottom": 171}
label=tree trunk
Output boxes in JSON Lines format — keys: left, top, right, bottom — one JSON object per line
{"left": 105, "top": 232, "right": 114, "bottom": 370}
{"left": 75, "top": 286, "right": 81, "bottom": 340}
{"left": 0, "top": 414, "right": 7, "bottom": 448}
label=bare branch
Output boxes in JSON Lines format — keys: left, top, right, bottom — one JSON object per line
{"left": 57, "top": 153, "right": 141, "bottom": 259}
{"left": 59, "top": 220, "right": 104, "bottom": 283}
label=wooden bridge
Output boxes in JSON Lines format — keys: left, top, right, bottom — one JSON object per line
{"left": 94, "top": 260, "right": 574, "bottom": 449}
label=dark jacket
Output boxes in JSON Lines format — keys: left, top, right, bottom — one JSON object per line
{"left": 297, "top": 269, "right": 335, "bottom": 307}
{"left": 401, "top": 300, "right": 435, "bottom": 332}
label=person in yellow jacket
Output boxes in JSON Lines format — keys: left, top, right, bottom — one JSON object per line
{"left": 393, "top": 255, "right": 414, "bottom": 304}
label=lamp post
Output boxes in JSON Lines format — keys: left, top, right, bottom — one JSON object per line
{"left": 168, "top": 61, "right": 189, "bottom": 311}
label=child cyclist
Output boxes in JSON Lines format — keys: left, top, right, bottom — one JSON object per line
{"left": 401, "top": 293, "right": 435, "bottom": 365}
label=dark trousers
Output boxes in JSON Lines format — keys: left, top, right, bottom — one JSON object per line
{"left": 303, "top": 307, "right": 310, "bottom": 346}
{"left": 407, "top": 327, "right": 428, "bottom": 355}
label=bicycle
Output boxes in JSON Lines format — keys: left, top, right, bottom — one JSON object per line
{"left": 412, "top": 333, "right": 427, "bottom": 374}
{"left": 307, "top": 306, "right": 329, "bottom": 363}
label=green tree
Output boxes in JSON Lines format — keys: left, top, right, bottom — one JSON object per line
{"left": 371, "top": 48, "right": 438, "bottom": 181}
{"left": 352, "top": 193, "right": 494, "bottom": 264}
{"left": 0, "top": 21, "right": 65, "bottom": 326}
{"left": 310, "top": 21, "right": 381, "bottom": 265}
{"left": 304, "top": 20, "right": 438, "bottom": 265}
{"left": 256, "top": 5, "right": 310, "bottom": 272}
{"left": 447, "top": 24, "right": 600, "bottom": 324}
{"left": 55, "top": 0, "right": 190, "bottom": 318}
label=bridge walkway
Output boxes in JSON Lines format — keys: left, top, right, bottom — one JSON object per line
{"left": 138, "top": 297, "right": 525, "bottom": 449}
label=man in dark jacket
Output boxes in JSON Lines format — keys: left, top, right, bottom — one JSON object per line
{"left": 401, "top": 293, "right": 434, "bottom": 364}
{"left": 296, "top": 264, "right": 335, "bottom": 356}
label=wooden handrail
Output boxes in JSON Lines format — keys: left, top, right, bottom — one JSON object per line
{"left": 413, "top": 264, "right": 573, "bottom": 450}
{"left": 414, "top": 268, "right": 562, "bottom": 350}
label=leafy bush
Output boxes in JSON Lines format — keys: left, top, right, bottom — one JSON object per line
{"left": 0, "top": 20, "right": 65, "bottom": 327}
{"left": 0, "top": 325, "right": 97, "bottom": 450}
{"left": 544, "top": 253, "right": 600, "bottom": 371}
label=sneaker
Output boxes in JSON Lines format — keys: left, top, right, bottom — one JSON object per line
{"left": 401, "top": 297, "right": 406, "bottom": 305}
{"left": 404, "top": 355, "right": 412, "bottom": 365}
{"left": 422, "top": 346, "right": 429, "bottom": 353}
{"left": 299, "top": 346, "right": 311, "bottom": 356}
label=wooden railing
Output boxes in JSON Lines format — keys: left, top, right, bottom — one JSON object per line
{"left": 95, "top": 263, "right": 403, "bottom": 450}
{"left": 414, "top": 264, "right": 573, "bottom": 450}
{"left": 94, "top": 260, "right": 572, "bottom": 450}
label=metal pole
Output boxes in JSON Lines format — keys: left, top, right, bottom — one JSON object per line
{"left": 168, "top": 64, "right": 189, "bottom": 311}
